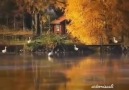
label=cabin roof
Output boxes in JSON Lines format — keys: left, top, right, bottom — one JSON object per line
{"left": 51, "top": 15, "right": 65, "bottom": 24}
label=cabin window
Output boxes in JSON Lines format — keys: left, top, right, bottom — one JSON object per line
{"left": 56, "top": 25, "right": 60, "bottom": 31}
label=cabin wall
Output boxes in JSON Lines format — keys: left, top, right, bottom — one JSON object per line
{"left": 54, "top": 24, "right": 61, "bottom": 34}
{"left": 52, "top": 24, "right": 66, "bottom": 35}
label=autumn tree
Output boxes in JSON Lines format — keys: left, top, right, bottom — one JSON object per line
{"left": 0, "top": 0, "right": 17, "bottom": 26}
{"left": 66, "top": 0, "right": 129, "bottom": 45}
{"left": 0, "top": 0, "right": 17, "bottom": 15}
{"left": 16, "top": 0, "right": 66, "bottom": 36}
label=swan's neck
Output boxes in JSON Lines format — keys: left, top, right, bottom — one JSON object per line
{"left": 4, "top": 47, "right": 7, "bottom": 50}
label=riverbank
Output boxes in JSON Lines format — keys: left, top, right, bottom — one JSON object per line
{"left": 0, "top": 43, "right": 125, "bottom": 57}
{"left": 0, "top": 44, "right": 95, "bottom": 55}
{"left": 0, "top": 30, "right": 125, "bottom": 55}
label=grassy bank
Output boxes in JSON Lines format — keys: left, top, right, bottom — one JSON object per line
{"left": 26, "top": 33, "right": 74, "bottom": 51}
{"left": 0, "top": 29, "right": 95, "bottom": 53}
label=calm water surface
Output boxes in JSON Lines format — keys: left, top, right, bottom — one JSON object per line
{"left": 0, "top": 53, "right": 129, "bottom": 90}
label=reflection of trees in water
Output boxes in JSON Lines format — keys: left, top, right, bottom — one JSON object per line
{"left": 65, "top": 56, "right": 127, "bottom": 90}
{"left": 1, "top": 54, "right": 128, "bottom": 90}
{"left": 32, "top": 60, "right": 69, "bottom": 90}
{"left": 0, "top": 69, "right": 34, "bottom": 90}
{"left": 34, "top": 72, "right": 68, "bottom": 90}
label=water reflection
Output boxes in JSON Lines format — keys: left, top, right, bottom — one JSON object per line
{"left": 0, "top": 53, "right": 129, "bottom": 90}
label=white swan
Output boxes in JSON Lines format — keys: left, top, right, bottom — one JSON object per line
{"left": 113, "top": 37, "right": 118, "bottom": 43}
{"left": 48, "top": 51, "right": 54, "bottom": 57}
{"left": 2, "top": 46, "right": 7, "bottom": 53}
{"left": 27, "top": 37, "right": 31, "bottom": 44}
{"left": 74, "top": 45, "right": 79, "bottom": 51}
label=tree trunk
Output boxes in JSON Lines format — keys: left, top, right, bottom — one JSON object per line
{"left": 31, "top": 12, "right": 44, "bottom": 36}
{"left": 14, "top": 16, "right": 16, "bottom": 30}
{"left": 40, "top": 18, "right": 43, "bottom": 35}
{"left": 37, "top": 13, "right": 40, "bottom": 35}
{"left": 6, "top": 15, "right": 9, "bottom": 27}
{"left": 23, "top": 15, "right": 25, "bottom": 30}
{"left": 33, "top": 13, "right": 38, "bottom": 35}
{"left": 32, "top": 14, "right": 35, "bottom": 35}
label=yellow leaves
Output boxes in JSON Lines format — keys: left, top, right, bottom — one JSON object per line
{"left": 55, "top": 0, "right": 66, "bottom": 9}
{"left": 66, "top": 0, "right": 107, "bottom": 45}
{"left": 104, "top": 0, "right": 118, "bottom": 9}
{"left": 66, "top": 0, "right": 129, "bottom": 45}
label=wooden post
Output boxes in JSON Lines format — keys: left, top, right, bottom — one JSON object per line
{"left": 100, "top": 36, "right": 103, "bottom": 53}
{"left": 100, "top": 36, "right": 104, "bottom": 61}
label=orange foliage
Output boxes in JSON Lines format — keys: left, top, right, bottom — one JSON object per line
{"left": 66, "top": 0, "right": 129, "bottom": 45}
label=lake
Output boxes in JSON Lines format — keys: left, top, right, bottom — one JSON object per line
{"left": 0, "top": 53, "right": 129, "bottom": 90}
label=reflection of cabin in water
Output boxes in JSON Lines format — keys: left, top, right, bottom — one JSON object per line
{"left": 51, "top": 15, "right": 67, "bottom": 35}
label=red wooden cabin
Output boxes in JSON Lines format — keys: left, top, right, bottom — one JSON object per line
{"left": 51, "top": 15, "right": 66, "bottom": 35}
